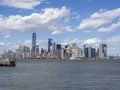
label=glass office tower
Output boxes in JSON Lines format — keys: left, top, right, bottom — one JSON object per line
{"left": 32, "top": 32, "right": 36, "bottom": 53}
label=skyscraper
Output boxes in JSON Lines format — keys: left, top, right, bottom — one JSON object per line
{"left": 83, "top": 44, "right": 88, "bottom": 57}
{"left": 32, "top": 32, "right": 36, "bottom": 53}
{"left": 88, "top": 47, "right": 92, "bottom": 57}
{"left": 48, "top": 39, "right": 53, "bottom": 53}
{"left": 35, "top": 45, "right": 39, "bottom": 56}
{"left": 99, "top": 44, "right": 107, "bottom": 59}
{"left": 91, "top": 48, "right": 96, "bottom": 58}
{"left": 56, "top": 44, "right": 61, "bottom": 58}
{"left": 71, "top": 43, "right": 78, "bottom": 58}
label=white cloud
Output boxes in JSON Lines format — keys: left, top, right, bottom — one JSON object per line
{"left": 78, "top": 8, "right": 120, "bottom": 30}
{"left": 84, "top": 38, "right": 101, "bottom": 44}
{"left": 98, "top": 21, "right": 120, "bottom": 32}
{"left": 52, "top": 31, "right": 62, "bottom": 35}
{"left": 65, "top": 26, "right": 73, "bottom": 32}
{"left": 0, "top": 0, "right": 44, "bottom": 9}
{"left": 4, "top": 34, "right": 10, "bottom": 38}
{"left": 0, "top": 42, "right": 5, "bottom": 46}
{"left": 24, "top": 40, "right": 31, "bottom": 46}
{"left": 61, "top": 38, "right": 81, "bottom": 45}
{"left": 107, "top": 35, "right": 120, "bottom": 43}
{"left": 71, "top": 12, "right": 81, "bottom": 20}
{"left": 0, "top": 6, "right": 70, "bottom": 34}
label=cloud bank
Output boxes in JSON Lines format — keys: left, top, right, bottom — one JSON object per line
{"left": 0, "top": 0, "right": 44, "bottom": 9}
{"left": 84, "top": 38, "right": 101, "bottom": 45}
{"left": 0, "top": 6, "right": 70, "bottom": 34}
{"left": 78, "top": 8, "right": 120, "bottom": 33}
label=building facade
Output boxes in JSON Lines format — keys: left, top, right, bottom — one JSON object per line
{"left": 99, "top": 44, "right": 107, "bottom": 59}
{"left": 48, "top": 39, "right": 53, "bottom": 53}
{"left": 32, "top": 32, "right": 36, "bottom": 53}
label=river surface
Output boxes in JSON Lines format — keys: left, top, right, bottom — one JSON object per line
{"left": 0, "top": 59, "right": 120, "bottom": 90}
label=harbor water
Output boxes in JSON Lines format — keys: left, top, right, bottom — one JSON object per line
{"left": 0, "top": 59, "right": 120, "bottom": 90}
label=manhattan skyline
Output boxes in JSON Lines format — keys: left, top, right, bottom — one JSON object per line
{"left": 0, "top": 0, "right": 120, "bottom": 56}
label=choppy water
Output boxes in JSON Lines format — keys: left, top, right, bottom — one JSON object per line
{"left": 0, "top": 59, "right": 120, "bottom": 90}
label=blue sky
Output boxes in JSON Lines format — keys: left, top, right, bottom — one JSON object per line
{"left": 0, "top": 0, "right": 120, "bottom": 55}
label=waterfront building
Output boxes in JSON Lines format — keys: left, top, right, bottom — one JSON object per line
{"left": 71, "top": 43, "right": 79, "bottom": 59}
{"left": 72, "top": 43, "right": 77, "bottom": 49}
{"left": 83, "top": 44, "right": 97, "bottom": 58}
{"left": 87, "top": 47, "right": 96, "bottom": 58}
{"left": 56, "top": 44, "right": 62, "bottom": 58}
{"left": 91, "top": 48, "right": 96, "bottom": 58}
{"left": 48, "top": 39, "right": 53, "bottom": 53}
{"left": 32, "top": 32, "right": 36, "bottom": 53}
{"left": 83, "top": 44, "right": 88, "bottom": 57}
{"left": 48, "top": 39, "right": 57, "bottom": 57}
{"left": 14, "top": 49, "right": 20, "bottom": 59}
{"left": 17, "top": 45, "right": 31, "bottom": 59}
{"left": 23, "top": 46, "right": 31, "bottom": 59}
{"left": 95, "top": 48, "right": 99, "bottom": 58}
{"left": 41, "top": 48, "right": 47, "bottom": 58}
{"left": 99, "top": 44, "right": 107, "bottom": 59}
{"left": 52, "top": 42, "right": 56, "bottom": 57}
{"left": 88, "top": 47, "right": 92, "bottom": 57}
{"left": 64, "top": 44, "right": 71, "bottom": 59}
{"left": 78, "top": 48, "right": 83, "bottom": 57}
{"left": 41, "top": 48, "right": 44, "bottom": 56}
{"left": 35, "top": 45, "right": 39, "bottom": 57}
{"left": 43, "top": 49, "right": 47, "bottom": 58}
{"left": 60, "top": 48, "right": 64, "bottom": 59}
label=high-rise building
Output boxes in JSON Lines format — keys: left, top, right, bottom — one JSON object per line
{"left": 52, "top": 42, "right": 56, "bottom": 56}
{"left": 48, "top": 39, "right": 53, "bottom": 53}
{"left": 56, "top": 44, "right": 61, "bottom": 58}
{"left": 83, "top": 44, "right": 88, "bottom": 57}
{"left": 41, "top": 48, "right": 47, "bottom": 58}
{"left": 48, "top": 39, "right": 57, "bottom": 57}
{"left": 32, "top": 32, "right": 36, "bottom": 53}
{"left": 78, "top": 48, "right": 83, "bottom": 57}
{"left": 71, "top": 43, "right": 78, "bottom": 58}
{"left": 99, "top": 44, "right": 107, "bottom": 59}
{"left": 83, "top": 44, "right": 96, "bottom": 58}
{"left": 72, "top": 43, "right": 77, "bottom": 49}
{"left": 35, "top": 45, "right": 39, "bottom": 57}
{"left": 41, "top": 48, "right": 44, "bottom": 55}
{"left": 64, "top": 44, "right": 71, "bottom": 59}
{"left": 60, "top": 48, "right": 64, "bottom": 59}
{"left": 91, "top": 48, "right": 96, "bottom": 58}
{"left": 88, "top": 47, "right": 92, "bottom": 57}
{"left": 18, "top": 45, "right": 31, "bottom": 59}
{"left": 56, "top": 44, "right": 61, "bottom": 50}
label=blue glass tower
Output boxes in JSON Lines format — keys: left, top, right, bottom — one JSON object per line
{"left": 32, "top": 32, "right": 36, "bottom": 53}
{"left": 48, "top": 39, "right": 53, "bottom": 52}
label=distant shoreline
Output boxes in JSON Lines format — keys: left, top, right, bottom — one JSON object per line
{"left": 17, "top": 58, "right": 120, "bottom": 61}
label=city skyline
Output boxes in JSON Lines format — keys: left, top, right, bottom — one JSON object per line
{"left": 0, "top": 0, "right": 120, "bottom": 56}
{"left": 1, "top": 32, "right": 108, "bottom": 60}
{"left": 0, "top": 32, "right": 109, "bottom": 60}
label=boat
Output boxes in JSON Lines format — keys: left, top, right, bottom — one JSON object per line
{"left": 0, "top": 58, "right": 16, "bottom": 67}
